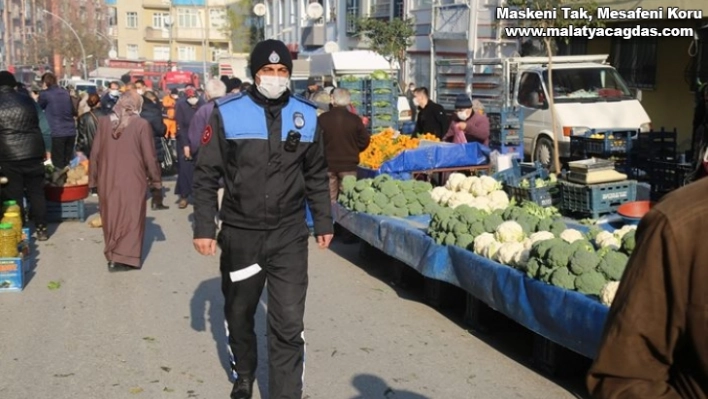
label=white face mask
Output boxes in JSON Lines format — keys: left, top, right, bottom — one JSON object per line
{"left": 413, "top": 98, "right": 420, "bottom": 107}
{"left": 136, "top": 89, "right": 144, "bottom": 95}
{"left": 457, "top": 111, "right": 470, "bottom": 120}
{"left": 187, "top": 97, "right": 199, "bottom": 105}
{"left": 110, "top": 90, "right": 120, "bottom": 97}
{"left": 257, "top": 75, "right": 289, "bottom": 100}
{"left": 171, "top": 94, "right": 178, "bottom": 99}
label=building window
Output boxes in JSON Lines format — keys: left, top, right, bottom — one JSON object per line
{"left": 178, "top": 8, "right": 199, "bottom": 28}
{"left": 609, "top": 37, "right": 658, "bottom": 90}
{"left": 108, "top": 7, "right": 117, "bottom": 26}
{"left": 209, "top": 9, "right": 226, "bottom": 28}
{"left": 277, "top": 0, "right": 284, "bottom": 25}
{"left": 126, "top": 44, "right": 139, "bottom": 60}
{"left": 126, "top": 11, "right": 138, "bottom": 28}
{"left": 412, "top": 0, "right": 432, "bottom": 11}
{"left": 393, "top": 0, "right": 404, "bottom": 18}
{"left": 265, "top": 0, "right": 272, "bottom": 25}
{"left": 178, "top": 46, "right": 196, "bottom": 61}
{"left": 290, "top": 0, "right": 296, "bottom": 24}
{"left": 211, "top": 47, "right": 228, "bottom": 62}
{"left": 153, "top": 46, "right": 170, "bottom": 61}
{"left": 346, "top": 0, "right": 358, "bottom": 35}
{"left": 153, "top": 12, "right": 170, "bottom": 29}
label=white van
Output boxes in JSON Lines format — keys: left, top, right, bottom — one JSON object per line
{"left": 59, "top": 77, "right": 98, "bottom": 95}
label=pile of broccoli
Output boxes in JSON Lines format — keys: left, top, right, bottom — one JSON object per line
{"left": 520, "top": 237, "right": 629, "bottom": 296}
{"left": 338, "top": 174, "right": 438, "bottom": 217}
{"left": 428, "top": 205, "right": 498, "bottom": 247}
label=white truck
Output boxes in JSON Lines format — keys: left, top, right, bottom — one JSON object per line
{"left": 430, "top": 0, "right": 651, "bottom": 168}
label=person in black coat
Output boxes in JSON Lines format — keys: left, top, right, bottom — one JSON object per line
{"left": 140, "top": 90, "right": 167, "bottom": 164}
{"left": 413, "top": 87, "right": 449, "bottom": 139}
{"left": 77, "top": 93, "right": 105, "bottom": 159}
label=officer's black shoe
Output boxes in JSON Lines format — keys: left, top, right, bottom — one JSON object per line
{"left": 230, "top": 375, "right": 255, "bottom": 399}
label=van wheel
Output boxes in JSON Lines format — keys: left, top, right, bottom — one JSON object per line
{"left": 534, "top": 136, "right": 555, "bottom": 171}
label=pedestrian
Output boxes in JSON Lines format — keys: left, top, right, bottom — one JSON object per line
{"left": 38, "top": 72, "right": 76, "bottom": 170}
{"left": 134, "top": 79, "right": 146, "bottom": 95}
{"left": 140, "top": 90, "right": 170, "bottom": 210}
{"left": 76, "top": 93, "right": 104, "bottom": 158}
{"left": 174, "top": 88, "right": 205, "bottom": 209}
{"left": 192, "top": 39, "right": 333, "bottom": 399}
{"left": 443, "top": 94, "right": 490, "bottom": 145}
{"left": 100, "top": 81, "right": 121, "bottom": 112}
{"left": 226, "top": 77, "right": 242, "bottom": 94}
{"left": 0, "top": 71, "right": 49, "bottom": 241}
{"left": 186, "top": 79, "right": 226, "bottom": 157}
{"left": 89, "top": 90, "right": 164, "bottom": 272}
{"left": 301, "top": 76, "right": 323, "bottom": 100}
{"left": 690, "top": 83, "right": 708, "bottom": 182}
{"left": 413, "top": 87, "right": 449, "bottom": 139}
{"left": 311, "top": 90, "right": 332, "bottom": 115}
{"left": 405, "top": 82, "right": 417, "bottom": 121}
{"left": 586, "top": 177, "right": 708, "bottom": 398}
{"left": 162, "top": 88, "right": 179, "bottom": 139}
{"left": 318, "top": 88, "right": 371, "bottom": 203}
{"left": 29, "top": 84, "right": 52, "bottom": 161}
{"left": 240, "top": 81, "right": 252, "bottom": 92}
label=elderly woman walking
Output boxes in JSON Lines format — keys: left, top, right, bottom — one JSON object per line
{"left": 89, "top": 90, "right": 164, "bottom": 272}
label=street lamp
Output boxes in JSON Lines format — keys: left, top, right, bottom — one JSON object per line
{"left": 95, "top": 30, "right": 117, "bottom": 59}
{"left": 164, "top": 16, "right": 174, "bottom": 68}
{"left": 43, "top": 9, "right": 88, "bottom": 79}
{"left": 253, "top": 3, "right": 267, "bottom": 42}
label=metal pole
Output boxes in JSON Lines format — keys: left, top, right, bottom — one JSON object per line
{"left": 189, "top": 0, "right": 208, "bottom": 83}
{"left": 43, "top": 9, "right": 88, "bottom": 79}
{"left": 465, "top": 0, "right": 478, "bottom": 96}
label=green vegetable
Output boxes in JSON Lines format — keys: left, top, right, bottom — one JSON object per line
{"left": 597, "top": 250, "right": 629, "bottom": 281}
{"left": 550, "top": 268, "right": 576, "bottom": 290}
{"left": 371, "top": 70, "right": 389, "bottom": 80}
{"left": 531, "top": 238, "right": 564, "bottom": 259}
{"left": 434, "top": 232, "right": 445, "bottom": 245}
{"left": 366, "top": 203, "right": 382, "bottom": 215}
{"left": 452, "top": 221, "right": 469, "bottom": 236}
{"left": 524, "top": 257, "right": 542, "bottom": 278}
{"left": 423, "top": 201, "right": 440, "bottom": 215}
{"left": 443, "top": 232, "right": 457, "bottom": 246}
{"left": 545, "top": 241, "right": 573, "bottom": 269}
{"left": 392, "top": 194, "right": 407, "bottom": 208}
{"left": 535, "top": 218, "right": 554, "bottom": 233}
{"left": 381, "top": 204, "right": 397, "bottom": 216}
{"left": 455, "top": 205, "right": 484, "bottom": 225}
{"left": 483, "top": 213, "right": 504, "bottom": 233}
{"left": 373, "top": 101, "right": 391, "bottom": 108}
{"left": 340, "top": 75, "right": 359, "bottom": 82}
{"left": 416, "top": 191, "right": 434, "bottom": 206}
{"left": 502, "top": 206, "right": 524, "bottom": 221}
{"left": 413, "top": 180, "right": 433, "bottom": 193}
{"left": 549, "top": 219, "right": 568, "bottom": 236}
{"left": 521, "top": 201, "right": 560, "bottom": 219}
{"left": 373, "top": 192, "right": 389, "bottom": 208}
{"left": 408, "top": 202, "right": 424, "bottom": 216}
{"left": 380, "top": 180, "right": 401, "bottom": 198}
{"left": 398, "top": 180, "right": 415, "bottom": 192}
{"left": 621, "top": 230, "right": 636, "bottom": 254}
{"left": 394, "top": 206, "right": 409, "bottom": 218}
{"left": 376, "top": 115, "right": 393, "bottom": 121}
{"left": 354, "top": 202, "right": 367, "bottom": 212}
{"left": 575, "top": 270, "right": 606, "bottom": 296}
{"left": 568, "top": 249, "right": 601, "bottom": 275}
{"left": 570, "top": 239, "right": 594, "bottom": 252}
{"left": 342, "top": 175, "right": 357, "bottom": 192}
{"left": 358, "top": 187, "right": 375, "bottom": 204}
{"left": 373, "top": 174, "right": 392, "bottom": 188}
{"left": 539, "top": 265, "right": 558, "bottom": 283}
{"left": 455, "top": 234, "right": 475, "bottom": 249}
{"left": 354, "top": 179, "right": 371, "bottom": 192}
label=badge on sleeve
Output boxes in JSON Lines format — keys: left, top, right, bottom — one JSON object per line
{"left": 269, "top": 51, "right": 280, "bottom": 64}
{"left": 293, "top": 112, "right": 305, "bottom": 129}
{"left": 201, "top": 125, "right": 213, "bottom": 145}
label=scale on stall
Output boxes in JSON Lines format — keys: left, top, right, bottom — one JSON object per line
{"left": 566, "top": 158, "right": 627, "bottom": 184}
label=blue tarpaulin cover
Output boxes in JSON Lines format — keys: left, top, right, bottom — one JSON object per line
{"left": 358, "top": 142, "right": 490, "bottom": 180}
{"left": 334, "top": 203, "right": 609, "bottom": 359}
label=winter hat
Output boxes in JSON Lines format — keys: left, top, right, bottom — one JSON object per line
{"left": 170, "top": 88, "right": 179, "bottom": 96}
{"left": 0, "top": 71, "right": 17, "bottom": 87}
{"left": 226, "top": 77, "right": 242, "bottom": 92}
{"left": 249, "top": 39, "right": 292, "bottom": 78}
{"left": 454, "top": 94, "right": 473, "bottom": 109}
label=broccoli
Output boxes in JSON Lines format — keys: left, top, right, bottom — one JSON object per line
{"left": 405, "top": 191, "right": 420, "bottom": 204}
{"left": 596, "top": 246, "right": 615, "bottom": 258}
{"left": 524, "top": 257, "right": 542, "bottom": 278}
{"left": 535, "top": 218, "right": 554, "bottom": 233}
{"left": 398, "top": 179, "right": 415, "bottom": 192}
{"left": 621, "top": 230, "right": 636, "bottom": 254}
{"left": 568, "top": 249, "right": 601, "bottom": 275}
{"left": 550, "top": 268, "right": 576, "bottom": 290}
{"left": 575, "top": 270, "right": 607, "bottom": 296}
{"left": 456, "top": 206, "right": 485, "bottom": 226}
{"left": 380, "top": 180, "right": 401, "bottom": 198}
{"left": 570, "top": 239, "right": 594, "bottom": 252}
{"left": 408, "top": 202, "right": 424, "bottom": 216}
{"left": 444, "top": 232, "right": 457, "bottom": 246}
{"left": 354, "top": 179, "right": 371, "bottom": 192}
{"left": 423, "top": 201, "right": 440, "bottom": 215}
{"left": 337, "top": 193, "right": 348, "bottom": 204}
{"left": 585, "top": 225, "right": 602, "bottom": 241}
{"left": 516, "top": 215, "right": 540, "bottom": 235}
{"left": 434, "top": 232, "right": 445, "bottom": 245}
{"left": 366, "top": 203, "right": 382, "bottom": 215}
{"left": 545, "top": 241, "right": 573, "bottom": 269}
{"left": 483, "top": 213, "right": 504, "bottom": 233}
{"left": 452, "top": 221, "right": 469, "bottom": 236}
{"left": 455, "top": 233, "right": 475, "bottom": 249}
{"left": 373, "top": 192, "right": 389, "bottom": 208}
{"left": 372, "top": 174, "right": 391, "bottom": 189}
{"left": 549, "top": 219, "right": 567, "bottom": 236}
{"left": 502, "top": 206, "right": 524, "bottom": 221}
{"left": 381, "top": 203, "right": 397, "bottom": 217}
{"left": 354, "top": 202, "right": 367, "bottom": 212}
{"left": 413, "top": 180, "right": 433, "bottom": 193}
{"left": 539, "top": 265, "right": 558, "bottom": 283}
{"left": 358, "top": 187, "right": 375, "bottom": 204}
{"left": 598, "top": 250, "right": 629, "bottom": 281}
{"left": 341, "top": 175, "right": 357, "bottom": 193}
{"left": 394, "top": 206, "right": 410, "bottom": 218}
{"left": 416, "top": 191, "right": 434, "bottom": 206}
{"left": 468, "top": 222, "right": 485, "bottom": 238}
{"left": 392, "top": 194, "right": 408, "bottom": 208}
{"left": 432, "top": 207, "right": 453, "bottom": 223}
{"left": 531, "top": 237, "right": 564, "bottom": 259}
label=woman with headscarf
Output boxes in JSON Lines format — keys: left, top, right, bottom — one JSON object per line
{"left": 89, "top": 90, "right": 164, "bottom": 272}
{"left": 76, "top": 93, "right": 104, "bottom": 158}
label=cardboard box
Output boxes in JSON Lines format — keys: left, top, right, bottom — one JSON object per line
{"left": 0, "top": 257, "right": 24, "bottom": 292}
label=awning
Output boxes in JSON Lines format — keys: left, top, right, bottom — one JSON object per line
{"left": 89, "top": 67, "right": 132, "bottom": 79}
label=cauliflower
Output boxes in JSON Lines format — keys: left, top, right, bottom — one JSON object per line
{"left": 512, "top": 248, "right": 531, "bottom": 268}
{"left": 473, "top": 232, "right": 496, "bottom": 255}
{"left": 488, "top": 190, "right": 510, "bottom": 207}
{"left": 447, "top": 192, "right": 476, "bottom": 208}
{"left": 529, "top": 231, "right": 555, "bottom": 245}
{"left": 481, "top": 240, "right": 502, "bottom": 259}
{"left": 459, "top": 176, "right": 479, "bottom": 193}
{"left": 440, "top": 190, "right": 454, "bottom": 206}
{"left": 495, "top": 221, "right": 525, "bottom": 243}
{"left": 430, "top": 186, "right": 448, "bottom": 203}
{"left": 600, "top": 281, "right": 620, "bottom": 306}
{"left": 495, "top": 241, "right": 525, "bottom": 265}
{"left": 522, "top": 238, "right": 534, "bottom": 251}
{"left": 445, "top": 173, "right": 467, "bottom": 192}
{"left": 469, "top": 180, "right": 487, "bottom": 197}
{"left": 479, "top": 175, "right": 502, "bottom": 195}
{"left": 599, "top": 236, "right": 621, "bottom": 250}
{"left": 595, "top": 231, "right": 615, "bottom": 246}
{"left": 614, "top": 224, "right": 637, "bottom": 240}
{"left": 559, "top": 229, "right": 585, "bottom": 243}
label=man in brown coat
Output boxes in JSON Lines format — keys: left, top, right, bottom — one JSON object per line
{"left": 318, "top": 88, "right": 371, "bottom": 202}
{"left": 587, "top": 177, "right": 708, "bottom": 398}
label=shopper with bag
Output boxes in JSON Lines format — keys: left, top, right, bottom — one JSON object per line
{"left": 76, "top": 94, "right": 105, "bottom": 158}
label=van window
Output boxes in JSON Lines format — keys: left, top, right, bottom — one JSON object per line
{"left": 75, "top": 85, "right": 97, "bottom": 94}
{"left": 518, "top": 72, "right": 545, "bottom": 109}
{"left": 542, "top": 67, "right": 632, "bottom": 103}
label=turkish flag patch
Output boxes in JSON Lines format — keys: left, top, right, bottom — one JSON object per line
{"left": 201, "top": 125, "right": 213, "bottom": 145}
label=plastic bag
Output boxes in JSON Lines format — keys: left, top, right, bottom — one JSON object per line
{"left": 69, "top": 153, "right": 88, "bottom": 169}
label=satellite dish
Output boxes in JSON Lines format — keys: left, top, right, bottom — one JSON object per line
{"left": 108, "top": 49, "right": 117, "bottom": 58}
{"left": 323, "top": 41, "right": 339, "bottom": 53}
{"left": 306, "top": 2, "right": 324, "bottom": 20}
{"left": 253, "top": 3, "right": 267, "bottom": 17}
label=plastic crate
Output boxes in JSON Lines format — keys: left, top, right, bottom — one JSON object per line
{"left": 489, "top": 141, "right": 524, "bottom": 160}
{"left": 560, "top": 180, "right": 637, "bottom": 218}
{"left": 47, "top": 200, "right": 86, "bottom": 222}
{"left": 370, "top": 79, "right": 395, "bottom": 92}
{"left": 493, "top": 160, "right": 545, "bottom": 184}
{"left": 570, "top": 130, "right": 634, "bottom": 156}
{"left": 634, "top": 129, "right": 677, "bottom": 160}
{"left": 337, "top": 79, "right": 368, "bottom": 93}
{"left": 646, "top": 160, "right": 693, "bottom": 199}
{"left": 490, "top": 128, "right": 522, "bottom": 145}
{"left": 505, "top": 170, "right": 556, "bottom": 207}
{"left": 370, "top": 105, "right": 395, "bottom": 117}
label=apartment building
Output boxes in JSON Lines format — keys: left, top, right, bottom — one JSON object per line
{"left": 107, "top": 0, "right": 233, "bottom": 62}
{"left": 1, "top": 0, "right": 46, "bottom": 69}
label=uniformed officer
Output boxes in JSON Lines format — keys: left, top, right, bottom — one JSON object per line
{"left": 192, "top": 40, "right": 334, "bottom": 399}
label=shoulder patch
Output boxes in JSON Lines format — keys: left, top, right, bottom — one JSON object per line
{"left": 216, "top": 92, "right": 244, "bottom": 107}
{"left": 201, "top": 125, "right": 213, "bottom": 145}
{"left": 290, "top": 95, "right": 318, "bottom": 109}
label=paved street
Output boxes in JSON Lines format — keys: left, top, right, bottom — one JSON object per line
{"left": 0, "top": 182, "right": 586, "bottom": 399}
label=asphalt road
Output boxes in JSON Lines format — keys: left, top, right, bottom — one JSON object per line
{"left": 0, "top": 183, "right": 587, "bottom": 399}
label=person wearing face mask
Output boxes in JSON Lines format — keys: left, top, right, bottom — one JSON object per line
{"left": 174, "top": 88, "right": 205, "bottom": 209}
{"left": 192, "top": 39, "right": 333, "bottom": 399}
{"left": 134, "top": 79, "right": 146, "bottom": 95}
{"left": 443, "top": 94, "right": 490, "bottom": 145}
{"left": 186, "top": 79, "right": 226, "bottom": 158}
{"left": 162, "top": 88, "right": 179, "bottom": 139}
{"left": 100, "top": 81, "right": 121, "bottom": 113}
{"left": 413, "top": 87, "right": 448, "bottom": 139}
{"left": 405, "top": 82, "right": 417, "bottom": 121}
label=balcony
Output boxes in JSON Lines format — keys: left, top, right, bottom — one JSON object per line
{"left": 143, "top": 0, "right": 170, "bottom": 9}
{"left": 145, "top": 27, "right": 170, "bottom": 41}
{"left": 107, "top": 26, "right": 118, "bottom": 37}
{"left": 173, "top": 27, "right": 229, "bottom": 42}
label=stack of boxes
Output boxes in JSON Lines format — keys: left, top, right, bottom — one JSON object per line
{"left": 0, "top": 227, "right": 30, "bottom": 293}
{"left": 338, "top": 78, "right": 399, "bottom": 133}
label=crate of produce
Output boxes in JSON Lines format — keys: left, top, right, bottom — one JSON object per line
{"left": 490, "top": 127, "right": 522, "bottom": 145}
{"left": 47, "top": 200, "right": 86, "bottom": 222}
{"left": 505, "top": 170, "right": 556, "bottom": 207}
{"left": 369, "top": 79, "right": 395, "bottom": 92}
{"left": 337, "top": 79, "right": 368, "bottom": 93}
{"left": 370, "top": 105, "right": 395, "bottom": 117}
{"left": 0, "top": 257, "right": 26, "bottom": 292}
{"left": 646, "top": 160, "right": 693, "bottom": 200}
{"left": 560, "top": 180, "right": 637, "bottom": 218}
{"left": 493, "top": 160, "right": 545, "bottom": 184}
{"left": 570, "top": 130, "right": 634, "bottom": 156}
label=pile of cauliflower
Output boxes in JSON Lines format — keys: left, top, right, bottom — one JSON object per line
{"left": 429, "top": 173, "right": 510, "bottom": 213}
{"left": 591, "top": 224, "right": 637, "bottom": 255}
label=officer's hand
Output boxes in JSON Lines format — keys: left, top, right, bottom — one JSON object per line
{"left": 317, "top": 234, "right": 333, "bottom": 249}
{"left": 193, "top": 238, "right": 217, "bottom": 256}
